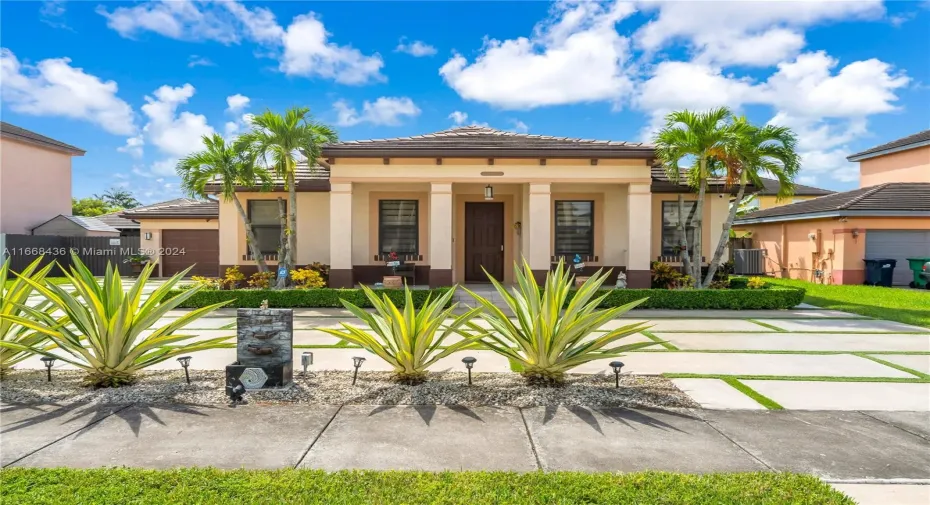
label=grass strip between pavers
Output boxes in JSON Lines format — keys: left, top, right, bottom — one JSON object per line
{"left": 641, "top": 330, "right": 679, "bottom": 350}
{"left": 721, "top": 377, "right": 784, "bottom": 410}
{"left": 746, "top": 319, "right": 788, "bottom": 332}
{"left": 852, "top": 353, "right": 930, "bottom": 379}
{"left": 663, "top": 373, "right": 930, "bottom": 383}
{"left": 0, "top": 468, "right": 854, "bottom": 505}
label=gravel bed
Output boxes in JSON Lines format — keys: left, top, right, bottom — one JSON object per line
{"left": 0, "top": 370, "right": 698, "bottom": 409}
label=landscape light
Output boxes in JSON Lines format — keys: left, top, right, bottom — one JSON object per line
{"left": 609, "top": 361, "right": 624, "bottom": 388}
{"left": 177, "top": 356, "right": 192, "bottom": 384}
{"left": 352, "top": 356, "right": 366, "bottom": 385}
{"left": 40, "top": 356, "right": 56, "bottom": 382}
{"left": 461, "top": 356, "right": 477, "bottom": 385}
{"left": 301, "top": 352, "right": 314, "bottom": 374}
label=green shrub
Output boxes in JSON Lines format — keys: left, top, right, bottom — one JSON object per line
{"left": 748, "top": 277, "right": 767, "bottom": 289}
{"left": 728, "top": 277, "right": 749, "bottom": 289}
{"left": 569, "top": 286, "right": 804, "bottom": 310}
{"left": 166, "top": 287, "right": 453, "bottom": 308}
{"left": 650, "top": 261, "right": 690, "bottom": 289}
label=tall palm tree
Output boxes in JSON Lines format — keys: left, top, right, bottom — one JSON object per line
{"left": 702, "top": 117, "right": 800, "bottom": 287}
{"left": 177, "top": 133, "right": 273, "bottom": 273}
{"left": 236, "top": 107, "right": 338, "bottom": 288}
{"left": 654, "top": 107, "right": 737, "bottom": 286}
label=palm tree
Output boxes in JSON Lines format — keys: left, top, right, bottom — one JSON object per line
{"left": 701, "top": 117, "right": 800, "bottom": 287}
{"left": 236, "top": 107, "right": 338, "bottom": 288}
{"left": 654, "top": 107, "right": 737, "bottom": 286}
{"left": 177, "top": 133, "right": 273, "bottom": 273}
{"left": 95, "top": 187, "right": 141, "bottom": 209}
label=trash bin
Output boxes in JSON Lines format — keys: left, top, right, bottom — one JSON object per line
{"left": 863, "top": 258, "right": 897, "bottom": 287}
{"left": 906, "top": 258, "right": 930, "bottom": 289}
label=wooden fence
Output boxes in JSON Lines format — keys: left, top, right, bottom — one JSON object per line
{"left": 1, "top": 234, "right": 141, "bottom": 276}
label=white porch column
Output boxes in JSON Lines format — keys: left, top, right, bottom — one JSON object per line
{"left": 329, "top": 182, "right": 354, "bottom": 288}
{"left": 429, "top": 183, "right": 453, "bottom": 287}
{"left": 627, "top": 183, "right": 652, "bottom": 288}
{"left": 527, "top": 183, "right": 551, "bottom": 282}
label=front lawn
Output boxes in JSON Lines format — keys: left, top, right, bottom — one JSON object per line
{"left": 0, "top": 468, "right": 852, "bottom": 505}
{"left": 764, "top": 278, "right": 930, "bottom": 329}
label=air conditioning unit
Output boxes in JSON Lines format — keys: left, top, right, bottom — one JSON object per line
{"left": 734, "top": 249, "right": 765, "bottom": 275}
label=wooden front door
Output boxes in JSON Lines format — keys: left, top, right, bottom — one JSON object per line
{"left": 464, "top": 202, "right": 504, "bottom": 282}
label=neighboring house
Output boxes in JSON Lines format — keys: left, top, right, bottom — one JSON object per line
{"left": 0, "top": 122, "right": 85, "bottom": 234}
{"left": 96, "top": 211, "right": 141, "bottom": 238}
{"left": 741, "top": 178, "right": 834, "bottom": 211}
{"left": 121, "top": 198, "right": 219, "bottom": 277}
{"left": 847, "top": 129, "right": 930, "bottom": 187}
{"left": 735, "top": 129, "right": 930, "bottom": 286}
{"left": 207, "top": 126, "right": 739, "bottom": 287}
{"left": 31, "top": 215, "right": 120, "bottom": 237}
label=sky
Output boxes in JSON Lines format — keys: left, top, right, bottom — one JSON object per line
{"left": 1, "top": 0, "right": 928, "bottom": 203}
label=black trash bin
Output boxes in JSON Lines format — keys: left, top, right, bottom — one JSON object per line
{"left": 863, "top": 258, "right": 897, "bottom": 287}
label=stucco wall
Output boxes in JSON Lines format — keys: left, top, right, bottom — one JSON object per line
{"left": 858, "top": 146, "right": 930, "bottom": 188}
{"left": 738, "top": 216, "right": 930, "bottom": 284}
{"left": 0, "top": 137, "right": 73, "bottom": 234}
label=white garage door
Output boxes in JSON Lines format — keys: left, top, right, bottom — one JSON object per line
{"left": 865, "top": 230, "right": 930, "bottom": 286}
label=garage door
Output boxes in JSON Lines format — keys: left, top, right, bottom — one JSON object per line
{"left": 865, "top": 230, "right": 930, "bottom": 286}
{"left": 161, "top": 230, "right": 219, "bottom": 277}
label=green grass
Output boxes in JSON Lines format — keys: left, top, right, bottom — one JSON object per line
{"left": 0, "top": 468, "right": 853, "bottom": 505}
{"left": 642, "top": 330, "right": 679, "bottom": 350}
{"left": 664, "top": 373, "right": 930, "bottom": 383}
{"left": 853, "top": 353, "right": 930, "bottom": 379}
{"left": 3, "top": 277, "right": 71, "bottom": 289}
{"left": 763, "top": 278, "right": 930, "bottom": 329}
{"left": 721, "top": 378, "right": 784, "bottom": 409}
{"left": 746, "top": 319, "right": 787, "bottom": 332}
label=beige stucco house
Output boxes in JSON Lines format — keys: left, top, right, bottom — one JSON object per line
{"left": 735, "top": 129, "right": 930, "bottom": 286}
{"left": 0, "top": 122, "right": 85, "bottom": 234}
{"left": 120, "top": 199, "right": 219, "bottom": 277}
{"left": 204, "top": 126, "right": 733, "bottom": 288}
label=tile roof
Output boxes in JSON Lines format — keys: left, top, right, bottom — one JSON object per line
{"left": 0, "top": 121, "right": 85, "bottom": 155}
{"left": 32, "top": 215, "right": 119, "bottom": 233}
{"left": 650, "top": 167, "right": 757, "bottom": 194}
{"left": 757, "top": 178, "right": 834, "bottom": 197}
{"left": 202, "top": 162, "right": 330, "bottom": 192}
{"left": 120, "top": 198, "right": 218, "bottom": 219}
{"left": 95, "top": 211, "right": 140, "bottom": 230}
{"left": 323, "top": 125, "right": 654, "bottom": 158}
{"left": 846, "top": 129, "right": 930, "bottom": 161}
{"left": 735, "top": 183, "right": 930, "bottom": 223}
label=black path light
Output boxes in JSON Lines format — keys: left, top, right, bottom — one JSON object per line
{"left": 40, "top": 356, "right": 56, "bottom": 382}
{"left": 609, "top": 361, "right": 625, "bottom": 388}
{"left": 177, "top": 356, "right": 192, "bottom": 384}
{"left": 461, "top": 356, "right": 477, "bottom": 385}
{"left": 301, "top": 352, "right": 314, "bottom": 374}
{"left": 351, "top": 356, "right": 366, "bottom": 385}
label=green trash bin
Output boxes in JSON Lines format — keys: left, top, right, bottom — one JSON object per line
{"left": 905, "top": 258, "right": 930, "bottom": 289}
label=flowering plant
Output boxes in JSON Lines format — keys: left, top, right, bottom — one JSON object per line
{"left": 385, "top": 251, "right": 399, "bottom": 275}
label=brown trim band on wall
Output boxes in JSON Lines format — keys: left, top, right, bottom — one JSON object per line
{"left": 322, "top": 147, "right": 655, "bottom": 159}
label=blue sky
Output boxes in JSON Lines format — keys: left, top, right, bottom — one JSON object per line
{"left": 1, "top": 1, "right": 927, "bottom": 203}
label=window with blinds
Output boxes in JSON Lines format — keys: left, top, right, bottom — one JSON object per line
{"left": 248, "top": 200, "right": 283, "bottom": 254}
{"left": 554, "top": 200, "right": 594, "bottom": 256}
{"left": 661, "top": 200, "right": 697, "bottom": 256}
{"left": 379, "top": 200, "right": 418, "bottom": 255}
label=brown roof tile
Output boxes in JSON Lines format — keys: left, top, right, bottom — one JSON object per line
{"left": 735, "top": 183, "right": 930, "bottom": 223}
{"left": 1, "top": 121, "right": 85, "bottom": 155}
{"left": 846, "top": 129, "right": 930, "bottom": 161}
{"left": 120, "top": 198, "right": 218, "bottom": 219}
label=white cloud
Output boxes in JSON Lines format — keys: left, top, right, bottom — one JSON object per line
{"left": 96, "top": 0, "right": 240, "bottom": 43}
{"left": 333, "top": 97, "right": 420, "bottom": 127}
{"left": 225, "top": 94, "right": 250, "bottom": 113}
{"left": 634, "top": 0, "right": 884, "bottom": 66}
{"left": 187, "top": 55, "right": 215, "bottom": 67}
{"left": 511, "top": 119, "right": 529, "bottom": 133}
{"left": 0, "top": 48, "right": 136, "bottom": 135}
{"left": 280, "top": 13, "right": 385, "bottom": 84}
{"left": 140, "top": 84, "right": 214, "bottom": 158}
{"left": 395, "top": 38, "right": 437, "bottom": 57}
{"left": 118, "top": 135, "right": 145, "bottom": 158}
{"left": 221, "top": 1, "right": 285, "bottom": 44}
{"left": 40, "top": 1, "right": 71, "bottom": 30}
{"left": 150, "top": 158, "right": 178, "bottom": 177}
{"left": 440, "top": 1, "right": 636, "bottom": 109}
{"left": 448, "top": 111, "right": 468, "bottom": 125}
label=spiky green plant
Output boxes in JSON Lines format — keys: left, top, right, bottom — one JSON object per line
{"left": 318, "top": 285, "right": 484, "bottom": 384}
{"left": 0, "top": 257, "right": 60, "bottom": 375}
{"left": 466, "top": 260, "right": 653, "bottom": 385}
{"left": 0, "top": 253, "right": 231, "bottom": 387}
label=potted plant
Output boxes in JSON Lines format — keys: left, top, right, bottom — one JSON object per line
{"left": 383, "top": 251, "right": 402, "bottom": 288}
{"left": 572, "top": 254, "right": 589, "bottom": 288}
{"left": 123, "top": 253, "right": 150, "bottom": 276}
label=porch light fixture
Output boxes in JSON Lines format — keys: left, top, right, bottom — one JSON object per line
{"left": 301, "top": 352, "right": 314, "bottom": 374}
{"left": 177, "top": 356, "right": 192, "bottom": 384}
{"left": 461, "top": 356, "right": 477, "bottom": 385}
{"left": 144, "top": 232, "right": 152, "bottom": 240}
{"left": 608, "top": 361, "right": 624, "bottom": 388}
{"left": 484, "top": 184, "right": 494, "bottom": 201}
{"left": 40, "top": 356, "right": 56, "bottom": 382}
{"left": 351, "top": 356, "right": 366, "bottom": 385}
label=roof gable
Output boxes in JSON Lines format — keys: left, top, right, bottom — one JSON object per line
{"left": 0, "top": 122, "right": 85, "bottom": 155}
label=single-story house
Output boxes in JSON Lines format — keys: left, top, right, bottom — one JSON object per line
{"left": 735, "top": 129, "right": 930, "bottom": 286}
{"left": 120, "top": 198, "right": 219, "bottom": 277}
{"left": 31, "top": 214, "right": 120, "bottom": 237}
{"left": 0, "top": 122, "right": 84, "bottom": 234}
{"left": 95, "top": 211, "right": 141, "bottom": 238}
{"left": 202, "top": 126, "right": 742, "bottom": 288}
{"left": 741, "top": 178, "right": 834, "bottom": 211}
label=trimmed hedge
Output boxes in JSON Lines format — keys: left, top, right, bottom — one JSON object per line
{"left": 167, "top": 287, "right": 453, "bottom": 309}
{"left": 728, "top": 277, "right": 749, "bottom": 289}
{"left": 569, "top": 286, "right": 805, "bottom": 310}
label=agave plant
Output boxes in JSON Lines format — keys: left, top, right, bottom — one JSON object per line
{"left": 0, "top": 253, "right": 231, "bottom": 387}
{"left": 466, "top": 260, "right": 653, "bottom": 385}
{"left": 318, "top": 285, "right": 484, "bottom": 384}
{"left": 0, "top": 257, "right": 60, "bottom": 376}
